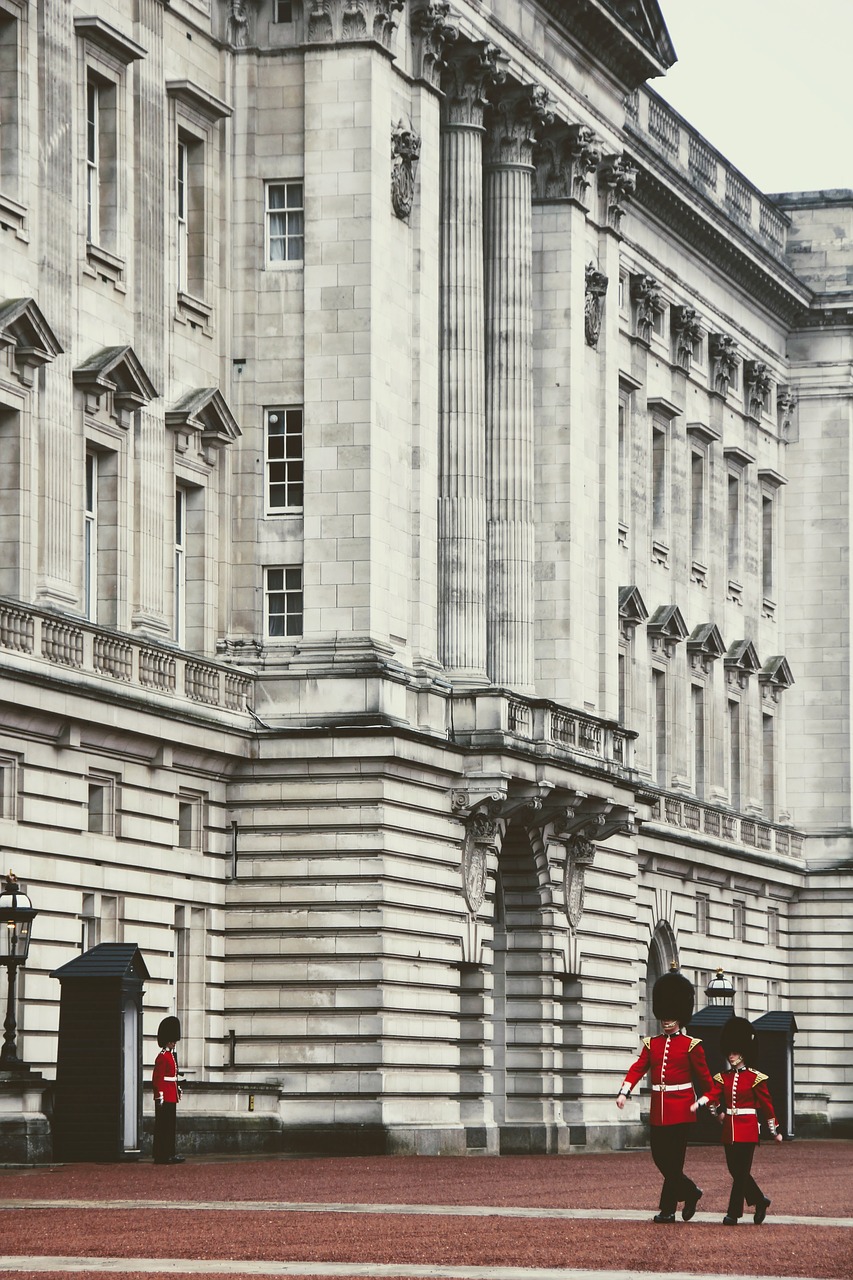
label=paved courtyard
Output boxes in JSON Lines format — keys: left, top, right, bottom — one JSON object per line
{"left": 0, "top": 1140, "right": 850, "bottom": 1279}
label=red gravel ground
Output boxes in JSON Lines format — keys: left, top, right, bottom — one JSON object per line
{"left": 0, "top": 1140, "right": 850, "bottom": 1279}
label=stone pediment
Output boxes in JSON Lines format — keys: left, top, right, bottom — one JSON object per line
{"left": 0, "top": 297, "right": 63, "bottom": 385}
{"left": 759, "top": 655, "right": 794, "bottom": 699}
{"left": 687, "top": 622, "right": 726, "bottom": 673}
{"left": 74, "top": 345, "right": 158, "bottom": 420}
{"left": 536, "top": 0, "right": 674, "bottom": 88}
{"left": 724, "top": 638, "right": 761, "bottom": 686}
{"left": 166, "top": 387, "right": 241, "bottom": 452}
{"left": 647, "top": 603, "right": 687, "bottom": 641}
{"left": 618, "top": 584, "right": 648, "bottom": 627}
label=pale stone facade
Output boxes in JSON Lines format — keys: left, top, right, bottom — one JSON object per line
{"left": 0, "top": 0, "right": 851, "bottom": 1158}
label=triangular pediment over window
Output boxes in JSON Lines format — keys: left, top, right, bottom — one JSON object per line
{"left": 759, "top": 655, "right": 794, "bottom": 692}
{"left": 647, "top": 603, "right": 687, "bottom": 643}
{"left": 724, "top": 639, "right": 761, "bottom": 676}
{"left": 539, "top": 0, "right": 675, "bottom": 87}
{"left": 0, "top": 297, "right": 62, "bottom": 384}
{"left": 618, "top": 585, "right": 648, "bottom": 626}
{"left": 686, "top": 622, "right": 726, "bottom": 663}
{"left": 166, "top": 387, "right": 241, "bottom": 450}
{"left": 74, "top": 346, "right": 158, "bottom": 416}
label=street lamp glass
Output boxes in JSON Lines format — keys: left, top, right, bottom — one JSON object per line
{"left": 0, "top": 881, "right": 36, "bottom": 964}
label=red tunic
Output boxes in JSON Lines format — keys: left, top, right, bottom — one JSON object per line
{"left": 701, "top": 1066, "right": 778, "bottom": 1144}
{"left": 621, "top": 1032, "right": 714, "bottom": 1125}
{"left": 152, "top": 1048, "right": 181, "bottom": 1104}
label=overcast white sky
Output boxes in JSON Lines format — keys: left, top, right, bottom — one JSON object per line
{"left": 652, "top": 0, "right": 852, "bottom": 196}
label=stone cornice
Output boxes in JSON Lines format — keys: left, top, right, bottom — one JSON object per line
{"left": 534, "top": 0, "right": 674, "bottom": 90}
{"left": 626, "top": 154, "right": 812, "bottom": 327}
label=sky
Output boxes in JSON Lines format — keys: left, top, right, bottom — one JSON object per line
{"left": 652, "top": 0, "right": 852, "bottom": 196}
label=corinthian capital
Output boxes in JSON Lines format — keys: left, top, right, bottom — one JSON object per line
{"left": 484, "top": 84, "right": 555, "bottom": 168}
{"left": 533, "top": 122, "right": 602, "bottom": 201}
{"left": 308, "top": 0, "right": 404, "bottom": 47}
{"left": 441, "top": 41, "right": 509, "bottom": 129}
{"left": 411, "top": 1, "right": 458, "bottom": 90}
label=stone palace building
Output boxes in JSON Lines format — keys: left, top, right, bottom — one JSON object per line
{"left": 1, "top": 0, "right": 851, "bottom": 1158}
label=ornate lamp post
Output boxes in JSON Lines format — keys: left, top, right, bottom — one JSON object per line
{"left": 0, "top": 872, "right": 38, "bottom": 1070}
{"left": 705, "top": 966, "right": 736, "bottom": 1009}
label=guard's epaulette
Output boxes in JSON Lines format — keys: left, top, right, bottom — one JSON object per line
{"left": 642, "top": 1036, "right": 651, "bottom": 1049}
{"left": 752, "top": 1071, "right": 768, "bottom": 1084}
{"left": 687, "top": 1037, "right": 702, "bottom": 1051}
{"left": 713, "top": 1073, "right": 724, "bottom": 1084}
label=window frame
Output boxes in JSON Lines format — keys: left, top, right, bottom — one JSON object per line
{"left": 265, "top": 179, "right": 304, "bottom": 267}
{"left": 265, "top": 406, "right": 304, "bottom": 513}
{"left": 264, "top": 565, "right": 304, "bottom": 641}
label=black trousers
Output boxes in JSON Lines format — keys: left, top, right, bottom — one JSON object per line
{"left": 153, "top": 1100, "right": 177, "bottom": 1163}
{"left": 724, "top": 1142, "right": 764, "bottom": 1218}
{"left": 650, "top": 1123, "right": 698, "bottom": 1214}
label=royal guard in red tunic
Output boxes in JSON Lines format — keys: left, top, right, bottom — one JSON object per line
{"left": 152, "top": 1015, "right": 185, "bottom": 1165}
{"left": 616, "top": 967, "right": 714, "bottom": 1222}
{"left": 692, "top": 1015, "right": 782, "bottom": 1224}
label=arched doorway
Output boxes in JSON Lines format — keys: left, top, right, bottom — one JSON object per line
{"left": 644, "top": 921, "right": 679, "bottom": 1035}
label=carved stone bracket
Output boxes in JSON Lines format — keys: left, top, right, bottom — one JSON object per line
{"left": 441, "top": 42, "right": 508, "bottom": 128}
{"left": 630, "top": 273, "right": 662, "bottom": 344}
{"left": 411, "top": 0, "right": 458, "bottom": 89}
{"left": 598, "top": 155, "right": 637, "bottom": 231}
{"left": 777, "top": 386, "right": 797, "bottom": 437}
{"left": 744, "top": 359, "right": 773, "bottom": 420}
{"left": 671, "top": 305, "right": 703, "bottom": 371}
{"left": 484, "top": 83, "right": 555, "bottom": 168}
{"left": 533, "top": 123, "right": 602, "bottom": 202}
{"left": 710, "top": 333, "right": 740, "bottom": 397}
{"left": 391, "top": 121, "right": 421, "bottom": 221}
{"left": 584, "top": 263, "right": 608, "bottom": 348}
{"left": 307, "top": 0, "right": 404, "bottom": 47}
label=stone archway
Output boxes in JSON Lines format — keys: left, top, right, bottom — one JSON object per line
{"left": 644, "top": 920, "right": 679, "bottom": 1035}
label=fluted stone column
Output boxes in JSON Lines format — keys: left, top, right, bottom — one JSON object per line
{"left": 438, "top": 45, "right": 506, "bottom": 683}
{"left": 37, "top": 1, "right": 75, "bottom": 609}
{"left": 484, "top": 87, "right": 551, "bottom": 693}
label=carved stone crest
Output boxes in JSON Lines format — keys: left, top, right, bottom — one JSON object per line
{"left": 391, "top": 122, "right": 421, "bottom": 221}
{"left": 584, "top": 263, "right": 608, "bottom": 348}
{"left": 461, "top": 813, "right": 496, "bottom": 914}
{"left": 563, "top": 835, "right": 596, "bottom": 929}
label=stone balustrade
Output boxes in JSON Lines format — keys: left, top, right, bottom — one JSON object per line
{"left": 0, "top": 597, "right": 253, "bottom": 716}
{"left": 450, "top": 688, "right": 634, "bottom": 770}
{"left": 626, "top": 89, "right": 789, "bottom": 253}
{"left": 647, "top": 791, "right": 803, "bottom": 858}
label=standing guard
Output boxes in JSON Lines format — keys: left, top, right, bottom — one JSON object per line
{"left": 692, "top": 1015, "right": 783, "bottom": 1224}
{"left": 152, "top": 1015, "right": 185, "bottom": 1165}
{"left": 616, "top": 966, "right": 714, "bottom": 1222}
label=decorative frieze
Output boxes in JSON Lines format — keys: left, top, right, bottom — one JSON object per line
{"left": 630, "top": 273, "right": 662, "bottom": 344}
{"left": 411, "top": 0, "right": 458, "bottom": 90}
{"left": 710, "top": 333, "right": 740, "bottom": 396}
{"left": 670, "top": 304, "right": 703, "bottom": 371}
{"left": 584, "top": 264, "right": 608, "bottom": 348}
{"left": 307, "top": 0, "right": 404, "bottom": 47}
{"left": 391, "top": 121, "right": 421, "bottom": 221}
{"left": 598, "top": 155, "right": 637, "bottom": 231}
{"left": 744, "top": 359, "right": 773, "bottom": 419}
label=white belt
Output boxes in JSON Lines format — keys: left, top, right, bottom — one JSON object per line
{"left": 730, "top": 1107, "right": 756, "bottom": 1115}
{"left": 163, "top": 1075, "right": 178, "bottom": 1082}
{"left": 652, "top": 1083, "right": 692, "bottom": 1092}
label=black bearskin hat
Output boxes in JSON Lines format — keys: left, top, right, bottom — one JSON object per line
{"left": 720, "top": 1015, "right": 754, "bottom": 1062}
{"left": 652, "top": 967, "right": 694, "bottom": 1025}
{"left": 157, "top": 1015, "right": 182, "bottom": 1048}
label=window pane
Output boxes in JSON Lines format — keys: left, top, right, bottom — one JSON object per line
{"left": 286, "top": 183, "right": 303, "bottom": 209}
{"left": 268, "top": 185, "right": 286, "bottom": 210}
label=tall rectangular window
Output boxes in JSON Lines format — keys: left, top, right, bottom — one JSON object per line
{"left": 266, "top": 181, "right": 304, "bottom": 263}
{"left": 86, "top": 78, "right": 99, "bottom": 244}
{"left": 767, "top": 907, "right": 779, "bottom": 948}
{"left": 692, "top": 684, "right": 706, "bottom": 799}
{"left": 651, "top": 420, "right": 668, "bottom": 542}
{"left": 175, "top": 488, "right": 187, "bottom": 647}
{"left": 762, "top": 712, "right": 775, "bottom": 818}
{"left": 727, "top": 472, "right": 741, "bottom": 580}
{"left": 84, "top": 452, "right": 98, "bottom": 622}
{"left": 176, "top": 137, "right": 188, "bottom": 292}
{"left": 0, "top": 7, "right": 20, "bottom": 197}
{"left": 0, "top": 753, "right": 18, "bottom": 821}
{"left": 266, "top": 407, "right": 304, "bottom": 511}
{"left": 729, "top": 699, "right": 741, "bottom": 810}
{"left": 85, "top": 73, "right": 117, "bottom": 251}
{"left": 762, "top": 493, "right": 774, "bottom": 599}
{"left": 265, "top": 566, "right": 303, "bottom": 639}
{"left": 732, "top": 899, "right": 745, "bottom": 942}
{"left": 652, "top": 668, "right": 667, "bottom": 788}
{"left": 87, "top": 774, "right": 115, "bottom": 835}
{"left": 695, "top": 893, "right": 709, "bottom": 934}
{"left": 177, "top": 790, "right": 204, "bottom": 851}
{"left": 618, "top": 387, "right": 631, "bottom": 531}
{"left": 690, "top": 450, "right": 705, "bottom": 565}
{"left": 176, "top": 131, "right": 204, "bottom": 298}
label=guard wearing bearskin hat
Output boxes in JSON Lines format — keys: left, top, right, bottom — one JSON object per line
{"left": 152, "top": 1015, "right": 185, "bottom": 1164}
{"left": 692, "top": 1015, "right": 782, "bottom": 1224}
{"left": 616, "top": 965, "right": 714, "bottom": 1222}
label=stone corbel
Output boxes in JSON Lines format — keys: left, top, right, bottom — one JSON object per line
{"left": 391, "top": 121, "right": 421, "bottom": 221}
{"left": 566, "top": 124, "right": 602, "bottom": 201}
{"left": 484, "top": 83, "right": 555, "bottom": 168}
{"left": 411, "top": 0, "right": 458, "bottom": 90}
{"left": 584, "top": 264, "right": 608, "bottom": 348}
{"left": 777, "top": 386, "right": 797, "bottom": 437}
{"left": 630, "top": 273, "right": 662, "bottom": 344}
{"left": 598, "top": 155, "right": 637, "bottom": 231}
{"left": 671, "top": 305, "right": 703, "bottom": 372}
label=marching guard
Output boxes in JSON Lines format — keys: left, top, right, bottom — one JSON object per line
{"left": 616, "top": 966, "right": 714, "bottom": 1222}
{"left": 692, "top": 1015, "right": 783, "bottom": 1224}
